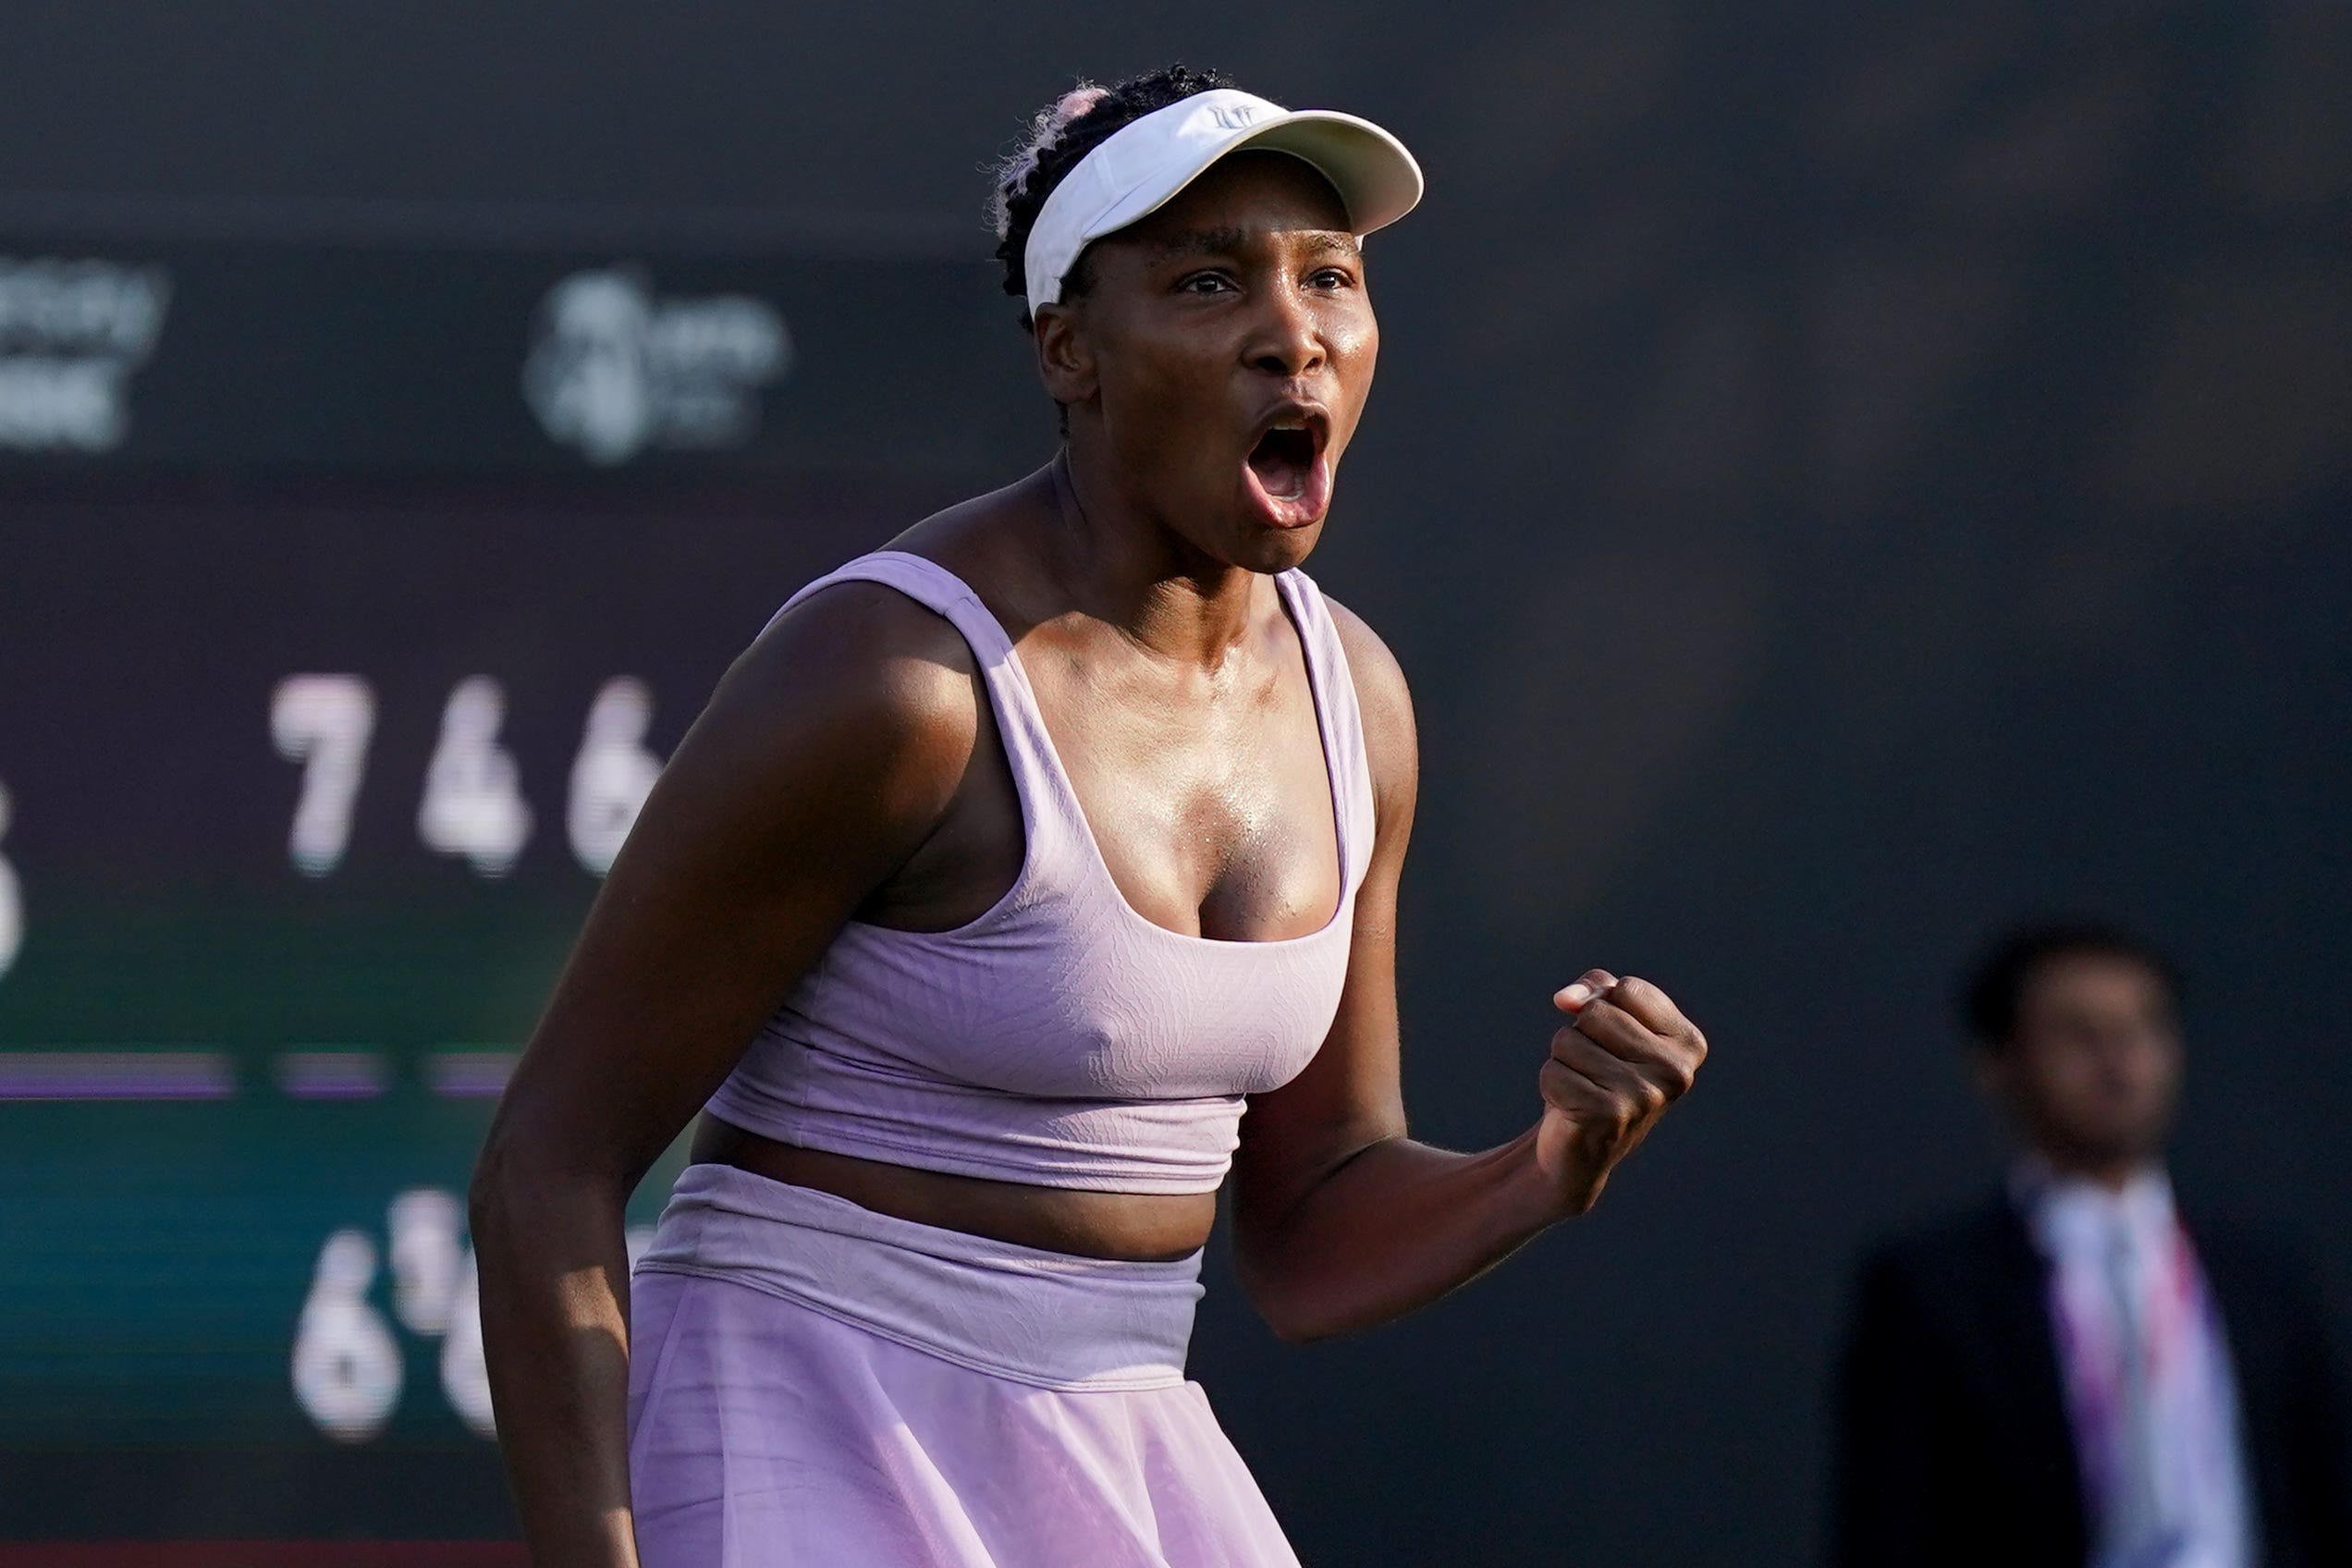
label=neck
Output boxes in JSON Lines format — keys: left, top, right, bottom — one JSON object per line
{"left": 2029, "top": 1146, "right": 2160, "bottom": 1194}
{"left": 1044, "top": 440, "right": 1262, "bottom": 668}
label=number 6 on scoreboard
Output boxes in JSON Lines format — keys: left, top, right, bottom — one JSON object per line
{"left": 0, "top": 782, "right": 20, "bottom": 980}
{"left": 272, "top": 675, "right": 378, "bottom": 876}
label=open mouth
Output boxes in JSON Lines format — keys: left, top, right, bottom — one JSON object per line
{"left": 1246, "top": 423, "right": 1320, "bottom": 502}
{"left": 1239, "top": 402, "right": 1334, "bottom": 528}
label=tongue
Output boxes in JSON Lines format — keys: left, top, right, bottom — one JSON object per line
{"left": 1247, "top": 430, "right": 1313, "bottom": 500}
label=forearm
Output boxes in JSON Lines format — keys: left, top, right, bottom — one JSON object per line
{"left": 1238, "top": 1126, "right": 1561, "bottom": 1342}
{"left": 469, "top": 1158, "right": 642, "bottom": 1568}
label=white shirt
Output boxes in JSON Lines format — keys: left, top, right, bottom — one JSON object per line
{"left": 2015, "top": 1160, "right": 2256, "bottom": 1568}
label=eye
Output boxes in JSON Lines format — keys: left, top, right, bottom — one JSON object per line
{"left": 1177, "top": 271, "right": 1236, "bottom": 296}
{"left": 1307, "top": 266, "right": 1356, "bottom": 291}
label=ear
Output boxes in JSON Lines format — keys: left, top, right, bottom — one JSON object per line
{"left": 1030, "top": 301, "right": 1097, "bottom": 412}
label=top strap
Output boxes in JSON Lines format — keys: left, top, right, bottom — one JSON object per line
{"left": 1272, "top": 569, "right": 1378, "bottom": 892}
{"left": 766, "top": 549, "right": 1017, "bottom": 666}
{"left": 762, "top": 549, "right": 1093, "bottom": 896}
{"left": 762, "top": 549, "right": 1378, "bottom": 911}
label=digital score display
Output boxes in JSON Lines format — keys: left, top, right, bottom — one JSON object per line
{"left": 0, "top": 485, "right": 901, "bottom": 1540}
{"left": 0, "top": 235, "right": 1034, "bottom": 1550}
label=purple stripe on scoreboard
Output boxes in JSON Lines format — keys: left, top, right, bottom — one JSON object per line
{"left": 0, "top": 1050, "right": 236, "bottom": 1100}
{"left": 427, "top": 1047, "right": 520, "bottom": 1098}
{"left": 273, "top": 1048, "right": 390, "bottom": 1099}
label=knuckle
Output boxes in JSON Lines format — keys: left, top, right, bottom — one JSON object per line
{"left": 1537, "top": 1059, "right": 1577, "bottom": 1106}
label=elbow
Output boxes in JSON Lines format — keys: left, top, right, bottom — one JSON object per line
{"left": 1262, "top": 1307, "right": 1344, "bottom": 1347}
{"left": 466, "top": 1131, "right": 525, "bottom": 1256}
{"left": 1235, "top": 1253, "right": 1354, "bottom": 1346}
{"left": 464, "top": 1116, "right": 609, "bottom": 1255}
{"left": 1255, "top": 1292, "right": 1357, "bottom": 1346}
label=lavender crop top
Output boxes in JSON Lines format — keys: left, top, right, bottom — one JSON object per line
{"left": 704, "top": 550, "right": 1375, "bottom": 1194}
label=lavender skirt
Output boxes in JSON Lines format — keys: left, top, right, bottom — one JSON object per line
{"left": 626, "top": 1163, "right": 1301, "bottom": 1567}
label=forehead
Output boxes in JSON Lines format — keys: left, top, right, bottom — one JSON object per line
{"left": 1110, "top": 151, "right": 1354, "bottom": 254}
{"left": 2019, "top": 952, "right": 2173, "bottom": 1015}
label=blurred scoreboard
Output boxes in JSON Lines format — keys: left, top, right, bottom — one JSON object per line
{"left": 0, "top": 229, "right": 1033, "bottom": 1547}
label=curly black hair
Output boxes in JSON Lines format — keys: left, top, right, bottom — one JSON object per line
{"left": 989, "top": 64, "right": 1239, "bottom": 329}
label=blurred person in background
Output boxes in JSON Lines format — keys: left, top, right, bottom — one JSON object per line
{"left": 1829, "top": 921, "right": 2352, "bottom": 1568}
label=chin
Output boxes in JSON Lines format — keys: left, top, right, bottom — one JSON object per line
{"left": 1226, "top": 484, "right": 1338, "bottom": 572}
{"left": 1227, "top": 518, "right": 1324, "bottom": 575}
{"left": 2062, "top": 1128, "right": 2170, "bottom": 1170}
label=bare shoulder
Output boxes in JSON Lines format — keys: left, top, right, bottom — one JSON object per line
{"left": 685, "top": 576, "right": 986, "bottom": 847}
{"left": 1319, "top": 593, "right": 1419, "bottom": 820}
{"left": 740, "top": 577, "right": 980, "bottom": 708}
{"left": 1321, "top": 595, "right": 1413, "bottom": 728}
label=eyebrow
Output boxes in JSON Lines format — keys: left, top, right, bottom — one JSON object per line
{"left": 1146, "top": 227, "right": 1361, "bottom": 263}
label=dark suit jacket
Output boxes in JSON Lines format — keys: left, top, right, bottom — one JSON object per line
{"left": 1829, "top": 1191, "right": 2352, "bottom": 1568}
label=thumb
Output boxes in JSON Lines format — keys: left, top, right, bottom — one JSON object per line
{"left": 1554, "top": 969, "right": 1621, "bottom": 1013}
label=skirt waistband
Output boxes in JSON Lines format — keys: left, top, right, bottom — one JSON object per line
{"left": 632, "top": 1162, "right": 1203, "bottom": 1391}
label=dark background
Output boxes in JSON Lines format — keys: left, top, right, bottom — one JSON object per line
{"left": 2, "top": 4, "right": 2347, "bottom": 1564}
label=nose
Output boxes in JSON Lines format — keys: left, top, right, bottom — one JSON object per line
{"left": 1244, "top": 286, "right": 1325, "bottom": 380}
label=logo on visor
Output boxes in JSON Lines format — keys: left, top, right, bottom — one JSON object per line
{"left": 1208, "top": 105, "right": 1259, "bottom": 131}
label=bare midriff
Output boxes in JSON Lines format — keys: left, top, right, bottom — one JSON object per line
{"left": 690, "top": 1112, "right": 1220, "bottom": 1263}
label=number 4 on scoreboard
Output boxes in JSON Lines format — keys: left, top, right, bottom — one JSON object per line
{"left": 417, "top": 677, "right": 533, "bottom": 877}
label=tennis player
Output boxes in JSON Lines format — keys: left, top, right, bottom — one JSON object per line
{"left": 472, "top": 65, "right": 1709, "bottom": 1567}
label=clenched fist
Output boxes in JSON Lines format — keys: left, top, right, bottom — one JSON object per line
{"left": 1532, "top": 969, "right": 1707, "bottom": 1217}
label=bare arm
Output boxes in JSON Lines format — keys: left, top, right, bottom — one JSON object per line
{"left": 467, "top": 585, "right": 980, "bottom": 1566}
{"left": 1230, "top": 603, "right": 1708, "bottom": 1343}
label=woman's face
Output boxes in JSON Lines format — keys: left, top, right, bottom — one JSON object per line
{"left": 1036, "top": 150, "right": 1380, "bottom": 572}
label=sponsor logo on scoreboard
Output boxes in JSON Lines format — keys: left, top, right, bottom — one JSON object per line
{"left": 522, "top": 266, "right": 791, "bottom": 465}
{"left": 0, "top": 255, "right": 172, "bottom": 453}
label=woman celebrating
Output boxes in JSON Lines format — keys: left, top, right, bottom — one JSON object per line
{"left": 472, "top": 65, "right": 1709, "bottom": 1568}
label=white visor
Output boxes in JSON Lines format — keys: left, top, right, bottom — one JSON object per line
{"left": 1022, "top": 88, "right": 1424, "bottom": 319}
